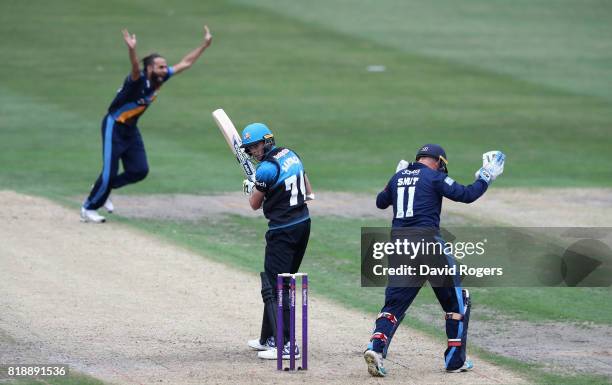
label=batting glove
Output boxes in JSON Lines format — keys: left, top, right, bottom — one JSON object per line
{"left": 243, "top": 179, "right": 255, "bottom": 195}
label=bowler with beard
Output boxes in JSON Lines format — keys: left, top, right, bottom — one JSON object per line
{"left": 81, "top": 26, "right": 212, "bottom": 223}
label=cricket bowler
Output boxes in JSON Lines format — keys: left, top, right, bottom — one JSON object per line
{"left": 364, "top": 144, "right": 505, "bottom": 377}
{"left": 80, "top": 26, "right": 212, "bottom": 223}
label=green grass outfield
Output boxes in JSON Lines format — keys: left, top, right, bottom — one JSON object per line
{"left": 1, "top": 0, "right": 612, "bottom": 197}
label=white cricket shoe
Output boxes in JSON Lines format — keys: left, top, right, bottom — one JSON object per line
{"left": 103, "top": 196, "right": 114, "bottom": 213}
{"left": 257, "top": 341, "right": 299, "bottom": 360}
{"left": 446, "top": 359, "right": 474, "bottom": 373}
{"left": 248, "top": 336, "right": 275, "bottom": 351}
{"left": 80, "top": 207, "right": 106, "bottom": 223}
{"left": 364, "top": 349, "right": 386, "bottom": 377}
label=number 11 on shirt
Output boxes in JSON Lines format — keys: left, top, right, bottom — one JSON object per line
{"left": 396, "top": 186, "right": 415, "bottom": 218}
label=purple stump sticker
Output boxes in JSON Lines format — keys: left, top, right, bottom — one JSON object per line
{"left": 289, "top": 275, "right": 296, "bottom": 370}
{"left": 276, "top": 274, "right": 283, "bottom": 371}
{"left": 302, "top": 274, "right": 308, "bottom": 370}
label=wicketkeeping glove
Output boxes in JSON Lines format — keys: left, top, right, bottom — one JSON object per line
{"left": 396, "top": 159, "right": 409, "bottom": 172}
{"left": 243, "top": 179, "right": 255, "bottom": 195}
{"left": 482, "top": 151, "right": 504, "bottom": 170}
{"left": 475, "top": 151, "right": 505, "bottom": 184}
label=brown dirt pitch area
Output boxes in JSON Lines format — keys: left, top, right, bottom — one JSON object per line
{"left": 0, "top": 191, "right": 527, "bottom": 385}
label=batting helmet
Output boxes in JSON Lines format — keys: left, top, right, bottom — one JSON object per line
{"left": 241, "top": 123, "right": 274, "bottom": 148}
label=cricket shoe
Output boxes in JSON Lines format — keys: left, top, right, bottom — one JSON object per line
{"left": 446, "top": 359, "right": 474, "bottom": 373}
{"left": 364, "top": 349, "right": 386, "bottom": 377}
{"left": 80, "top": 207, "right": 106, "bottom": 223}
{"left": 103, "top": 195, "right": 114, "bottom": 213}
{"left": 248, "top": 336, "right": 275, "bottom": 351}
{"left": 257, "top": 341, "right": 299, "bottom": 360}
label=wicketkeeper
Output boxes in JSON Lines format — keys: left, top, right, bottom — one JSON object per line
{"left": 364, "top": 144, "right": 505, "bottom": 377}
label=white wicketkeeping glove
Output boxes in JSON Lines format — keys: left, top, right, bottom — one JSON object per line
{"left": 476, "top": 151, "right": 505, "bottom": 184}
{"left": 243, "top": 179, "right": 255, "bottom": 195}
{"left": 396, "top": 159, "right": 409, "bottom": 172}
{"left": 482, "top": 151, "right": 504, "bottom": 170}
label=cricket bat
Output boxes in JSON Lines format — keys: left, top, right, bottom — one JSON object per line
{"left": 212, "top": 108, "right": 256, "bottom": 182}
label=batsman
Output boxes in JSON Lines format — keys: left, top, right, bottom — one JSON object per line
{"left": 239, "top": 123, "right": 314, "bottom": 360}
{"left": 364, "top": 144, "right": 505, "bottom": 377}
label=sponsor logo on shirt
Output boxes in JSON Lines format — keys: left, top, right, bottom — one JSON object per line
{"left": 401, "top": 169, "right": 420, "bottom": 176}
